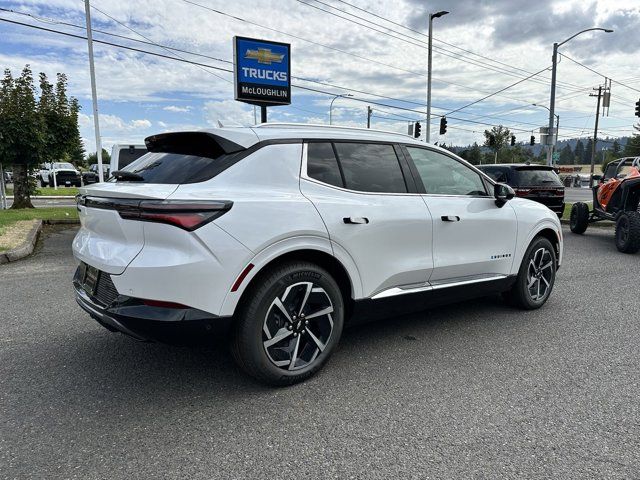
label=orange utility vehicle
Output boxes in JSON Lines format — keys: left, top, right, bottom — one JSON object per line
{"left": 570, "top": 157, "right": 640, "bottom": 253}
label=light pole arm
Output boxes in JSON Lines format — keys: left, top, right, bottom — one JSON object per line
{"left": 557, "top": 27, "right": 612, "bottom": 47}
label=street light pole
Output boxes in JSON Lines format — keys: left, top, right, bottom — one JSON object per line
{"left": 547, "top": 27, "right": 613, "bottom": 166}
{"left": 329, "top": 93, "right": 353, "bottom": 125}
{"left": 533, "top": 103, "right": 559, "bottom": 164}
{"left": 426, "top": 10, "right": 448, "bottom": 143}
{"left": 84, "top": 0, "right": 104, "bottom": 183}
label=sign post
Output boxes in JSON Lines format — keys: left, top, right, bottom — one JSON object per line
{"left": 234, "top": 36, "right": 291, "bottom": 123}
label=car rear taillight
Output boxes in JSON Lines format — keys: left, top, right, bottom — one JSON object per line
{"left": 515, "top": 188, "right": 531, "bottom": 196}
{"left": 555, "top": 188, "right": 564, "bottom": 195}
{"left": 118, "top": 200, "right": 233, "bottom": 231}
{"left": 78, "top": 196, "right": 232, "bottom": 231}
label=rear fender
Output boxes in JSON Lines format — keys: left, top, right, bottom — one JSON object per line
{"left": 219, "top": 235, "right": 363, "bottom": 317}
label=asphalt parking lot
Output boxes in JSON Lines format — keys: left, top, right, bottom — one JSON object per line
{"left": 1, "top": 226, "right": 638, "bottom": 479}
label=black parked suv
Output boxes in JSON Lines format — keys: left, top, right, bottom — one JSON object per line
{"left": 477, "top": 164, "right": 565, "bottom": 217}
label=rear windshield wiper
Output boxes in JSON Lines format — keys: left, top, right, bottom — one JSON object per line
{"left": 112, "top": 171, "right": 144, "bottom": 182}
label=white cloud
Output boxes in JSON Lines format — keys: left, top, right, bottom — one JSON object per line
{"left": 163, "top": 105, "right": 191, "bottom": 113}
{"left": 203, "top": 100, "right": 255, "bottom": 126}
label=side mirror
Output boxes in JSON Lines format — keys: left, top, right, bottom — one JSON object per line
{"left": 494, "top": 183, "right": 515, "bottom": 207}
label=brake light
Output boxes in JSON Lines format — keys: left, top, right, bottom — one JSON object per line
{"left": 119, "top": 200, "right": 233, "bottom": 231}
{"left": 555, "top": 188, "right": 564, "bottom": 195}
{"left": 141, "top": 299, "right": 189, "bottom": 309}
{"left": 515, "top": 188, "right": 531, "bottom": 196}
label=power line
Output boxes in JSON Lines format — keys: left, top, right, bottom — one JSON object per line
{"left": 0, "top": 16, "right": 536, "bottom": 134}
{"left": 295, "top": 0, "right": 588, "bottom": 93}
{"left": 87, "top": 3, "right": 231, "bottom": 84}
{"left": 559, "top": 53, "right": 640, "bottom": 95}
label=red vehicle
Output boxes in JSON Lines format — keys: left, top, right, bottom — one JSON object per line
{"left": 570, "top": 157, "right": 640, "bottom": 253}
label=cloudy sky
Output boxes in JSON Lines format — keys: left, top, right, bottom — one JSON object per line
{"left": 1, "top": 0, "right": 639, "bottom": 153}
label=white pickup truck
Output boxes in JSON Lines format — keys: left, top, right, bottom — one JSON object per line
{"left": 38, "top": 162, "right": 82, "bottom": 187}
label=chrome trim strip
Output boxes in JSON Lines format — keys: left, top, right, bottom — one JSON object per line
{"left": 430, "top": 274, "right": 508, "bottom": 290}
{"left": 371, "top": 284, "right": 432, "bottom": 300}
{"left": 370, "top": 274, "right": 509, "bottom": 300}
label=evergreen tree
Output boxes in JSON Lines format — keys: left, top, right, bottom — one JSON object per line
{"left": 558, "top": 144, "right": 574, "bottom": 165}
{"left": 583, "top": 138, "right": 593, "bottom": 164}
{"left": 0, "top": 66, "right": 44, "bottom": 208}
{"left": 574, "top": 139, "right": 585, "bottom": 165}
{"left": 483, "top": 125, "right": 511, "bottom": 162}
{"left": 622, "top": 123, "right": 640, "bottom": 157}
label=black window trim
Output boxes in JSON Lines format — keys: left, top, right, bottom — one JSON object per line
{"left": 400, "top": 144, "right": 494, "bottom": 198}
{"left": 303, "top": 139, "right": 418, "bottom": 195}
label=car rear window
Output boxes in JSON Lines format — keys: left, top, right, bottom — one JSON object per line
{"left": 117, "top": 148, "right": 147, "bottom": 169}
{"left": 117, "top": 152, "right": 239, "bottom": 184}
{"left": 479, "top": 167, "right": 509, "bottom": 183}
{"left": 516, "top": 168, "right": 562, "bottom": 186}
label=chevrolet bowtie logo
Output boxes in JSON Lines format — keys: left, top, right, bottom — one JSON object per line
{"left": 245, "top": 48, "right": 284, "bottom": 65}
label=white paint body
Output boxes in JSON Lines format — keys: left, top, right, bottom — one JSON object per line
{"left": 73, "top": 124, "right": 563, "bottom": 318}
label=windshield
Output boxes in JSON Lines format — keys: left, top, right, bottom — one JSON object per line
{"left": 114, "top": 151, "right": 239, "bottom": 184}
{"left": 52, "top": 163, "right": 75, "bottom": 170}
{"left": 516, "top": 168, "right": 561, "bottom": 186}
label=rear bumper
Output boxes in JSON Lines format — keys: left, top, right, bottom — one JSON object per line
{"left": 73, "top": 268, "right": 231, "bottom": 342}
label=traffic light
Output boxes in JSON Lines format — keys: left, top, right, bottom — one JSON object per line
{"left": 488, "top": 134, "right": 496, "bottom": 146}
{"left": 530, "top": 135, "right": 535, "bottom": 146}
{"left": 414, "top": 121, "right": 421, "bottom": 138}
{"left": 510, "top": 135, "right": 516, "bottom": 146}
{"left": 439, "top": 116, "right": 448, "bottom": 135}
{"left": 635, "top": 98, "right": 640, "bottom": 117}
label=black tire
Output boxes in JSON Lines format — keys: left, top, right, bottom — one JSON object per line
{"left": 569, "top": 202, "right": 589, "bottom": 234}
{"left": 504, "top": 236, "right": 557, "bottom": 310}
{"left": 231, "top": 261, "right": 344, "bottom": 386}
{"left": 40, "top": 178, "right": 47, "bottom": 188}
{"left": 615, "top": 211, "right": 640, "bottom": 254}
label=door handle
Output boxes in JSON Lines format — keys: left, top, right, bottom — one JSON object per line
{"left": 441, "top": 215, "right": 460, "bottom": 222}
{"left": 343, "top": 217, "right": 369, "bottom": 224}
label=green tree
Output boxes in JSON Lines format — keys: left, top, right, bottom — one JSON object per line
{"left": 582, "top": 138, "right": 593, "bottom": 165}
{"left": 0, "top": 66, "right": 45, "bottom": 208}
{"left": 67, "top": 98, "right": 85, "bottom": 166}
{"left": 623, "top": 124, "right": 640, "bottom": 156}
{"left": 483, "top": 125, "right": 511, "bottom": 162}
{"left": 87, "top": 148, "right": 111, "bottom": 165}
{"left": 611, "top": 138, "right": 621, "bottom": 156}
{"left": 574, "top": 139, "right": 585, "bottom": 165}
{"left": 558, "top": 144, "right": 574, "bottom": 165}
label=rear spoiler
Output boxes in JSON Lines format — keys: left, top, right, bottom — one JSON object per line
{"left": 144, "top": 132, "right": 247, "bottom": 159}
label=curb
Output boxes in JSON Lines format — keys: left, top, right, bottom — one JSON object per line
{"left": 6, "top": 196, "right": 76, "bottom": 199}
{"left": 45, "top": 219, "right": 80, "bottom": 225}
{"left": 0, "top": 220, "right": 42, "bottom": 265}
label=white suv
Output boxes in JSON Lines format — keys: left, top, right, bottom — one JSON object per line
{"left": 73, "top": 124, "right": 563, "bottom": 385}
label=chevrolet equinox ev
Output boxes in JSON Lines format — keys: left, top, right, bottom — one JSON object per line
{"left": 73, "top": 124, "right": 563, "bottom": 385}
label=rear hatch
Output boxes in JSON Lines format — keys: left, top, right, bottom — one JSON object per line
{"left": 73, "top": 130, "right": 256, "bottom": 275}
{"left": 74, "top": 183, "right": 180, "bottom": 274}
{"left": 513, "top": 167, "right": 564, "bottom": 207}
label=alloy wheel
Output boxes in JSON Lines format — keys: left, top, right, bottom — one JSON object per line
{"left": 263, "top": 282, "right": 335, "bottom": 371}
{"left": 526, "top": 247, "right": 554, "bottom": 302}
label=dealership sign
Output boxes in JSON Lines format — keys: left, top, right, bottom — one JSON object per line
{"left": 234, "top": 36, "right": 291, "bottom": 106}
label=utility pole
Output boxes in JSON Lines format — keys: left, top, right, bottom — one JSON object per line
{"left": 589, "top": 85, "right": 604, "bottom": 188}
{"left": 260, "top": 106, "right": 267, "bottom": 123}
{"left": 366, "top": 106, "right": 372, "bottom": 128}
{"left": 426, "top": 11, "right": 449, "bottom": 143}
{"left": 84, "top": 0, "right": 104, "bottom": 183}
{"left": 0, "top": 163, "right": 6, "bottom": 210}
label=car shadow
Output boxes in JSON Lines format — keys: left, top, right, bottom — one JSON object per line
{"left": 7, "top": 295, "right": 527, "bottom": 421}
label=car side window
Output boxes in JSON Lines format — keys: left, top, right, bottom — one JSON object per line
{"left": 333, "top": 142, "right": 407, "bottom": 193}
{"left": 307, "top": 142, "right": 344, "bottom": 188}
{"left": 406, "top": 147, "right": 487, "bottom": 196}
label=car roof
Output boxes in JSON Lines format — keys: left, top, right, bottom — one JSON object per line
{"left": 168, "top": 123, "right": 453, "bottom": 156}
